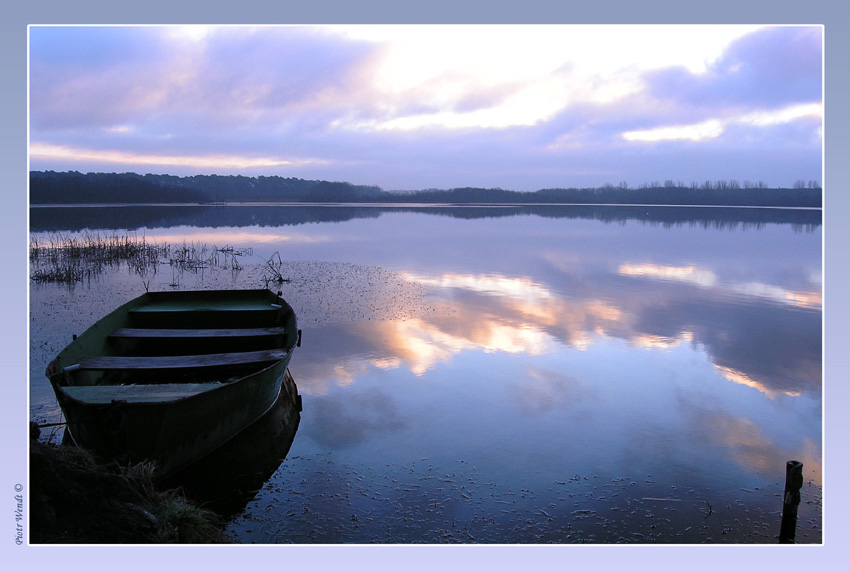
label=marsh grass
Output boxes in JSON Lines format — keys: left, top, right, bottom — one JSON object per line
{"left": 29, "top": 233, "right": 255, "bottom": 289}
{"left": 30, "top": 232, "right": 168, "bottom": 286}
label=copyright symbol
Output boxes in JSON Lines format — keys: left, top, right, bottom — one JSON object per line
{"left": 14, "top": 484, "right": 22, "bottom": 492}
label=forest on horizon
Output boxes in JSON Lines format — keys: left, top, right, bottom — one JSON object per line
{"left": 29, "top": 170, "right": 823, "bottom": 208}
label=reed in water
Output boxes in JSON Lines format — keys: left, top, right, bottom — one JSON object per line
{"left": 29, "top": 232, "right": 253, "bottom": 286}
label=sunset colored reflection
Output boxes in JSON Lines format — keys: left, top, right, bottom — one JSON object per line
{"left": 619, "top": 262, "right": 821, "bottom": 310}
{"left": 714, "top": 365, "right": 802, "bottom": 399}
{"left": 619, "top": 263, "right": 717, "bottom": 287}
{"left": 291, "top": 261, "right": 819, "bottom": 414}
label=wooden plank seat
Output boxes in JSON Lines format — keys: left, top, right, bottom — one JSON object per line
{"left": 129, "top": 301, "right": 282, "bottom": 313}
{"left": 62, "top": 382, "right": 224, "bottom": 404}
{"left": 110, "top": 327, "right": 287, "bottom": 339}
{"left": 71, "top": 348, "right": 289, "bottom": 371}
{"left": 127, "top": 303, "right": 283, "bottom": 329}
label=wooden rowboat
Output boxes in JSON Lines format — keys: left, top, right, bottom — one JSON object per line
{"left": 46, "top": 289, "right": 301, "bottom": 479}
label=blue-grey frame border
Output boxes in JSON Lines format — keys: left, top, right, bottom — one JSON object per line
{"left": 5, "top": 0, "right": 844, "bottom": 567}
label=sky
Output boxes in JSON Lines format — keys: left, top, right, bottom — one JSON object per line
{"left": 28, "top": 24, "right": 823, "bottom": 192}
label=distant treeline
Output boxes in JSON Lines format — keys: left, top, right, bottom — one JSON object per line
{"left": 29, "top": 171, "right": 822, "bottom": 208}
{"left": 29, "top": 171, "right": 385, "bottom": 204}
{"left": 30, "top": 171, "right": 208, "bottom": 204}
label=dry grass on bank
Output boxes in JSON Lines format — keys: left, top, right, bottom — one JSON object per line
{"left": 30, "top": 434, "right": 228, "bottom": 544}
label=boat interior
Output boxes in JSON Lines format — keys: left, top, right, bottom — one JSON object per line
{"left": 52, "top": 291, "right": 298, "bottom": 395}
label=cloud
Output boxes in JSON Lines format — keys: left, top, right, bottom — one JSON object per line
{"left": 28, "top": 25, "right": 822, "bottom": 190}
{"left": 644, "top": 26, "right": 822, "bottom": 110}
{"left": 184, "top": 28, "right": 379, "bottom": 116}
{"left": 540, "top": 27, "right": 822, "bottom": 173}
{"left": 30, "top": 26, "right": 379, "bottom": 136}
{"left": 30, "top": 27, "right": 176, "bottom": 130}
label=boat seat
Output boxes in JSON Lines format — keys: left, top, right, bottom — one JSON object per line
{"left": 72, "top": 348, "right": 289, "bottom": 371}
{"left": 61, "top": 382, "right": 224, "bottom": 404}
{"left": 127, "top": 303, "right": 284, "bottom": 329}
{"left": 110, "top": 327, "right": 287, "bottom": 339}
{"left": 129, "top": 301, "right": 282, "bottom": 313}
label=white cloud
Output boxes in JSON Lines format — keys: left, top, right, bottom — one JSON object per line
{"left": 621, "top": 102, "right": 823, "bottom": 143}
{"left": 324, "top": 25, "right": 765, "bottom": 133}
{"left": 622, "top": 120, "right": 725, "bottom": 142}
{"left": 737, "top": 103, "right": 822, "bottom": 127}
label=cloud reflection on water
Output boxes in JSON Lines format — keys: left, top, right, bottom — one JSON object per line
{"left": 291, "top": 258, "right": 820, "bottom": 483}
{"left": 303, "top": 389, "right": 407, "bottom": 449}
{"left": 619, "top": 262, "right": 821, "bottom": 310}
{"left": 295, "top": 264, "right": 820, "bottom": 402}
{"left": 685, "top": 406, "right": 822, "bottom": 484}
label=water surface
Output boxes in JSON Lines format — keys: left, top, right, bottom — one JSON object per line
{"left": 29, "top": 204, "right": 822, "bottom": 543}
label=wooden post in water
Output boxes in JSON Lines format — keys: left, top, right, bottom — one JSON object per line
{"left": 779, "top": 460, "right": 804, "bottom": 543}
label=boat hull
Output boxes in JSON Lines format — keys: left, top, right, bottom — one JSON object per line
{"left": 46, "top": 289, "right": 299, "bottom": 479}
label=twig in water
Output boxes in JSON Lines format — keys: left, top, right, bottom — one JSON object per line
{"left": 262, "top": 252, "right": 290, "bottom": 284}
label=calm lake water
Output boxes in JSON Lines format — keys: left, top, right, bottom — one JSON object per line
{"left": 28, "top": 204, "right": 823, "bottom": 544}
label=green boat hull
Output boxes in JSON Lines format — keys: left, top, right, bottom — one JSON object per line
{"left": 46, "top": 289, "right": 300, "bottom": 479}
